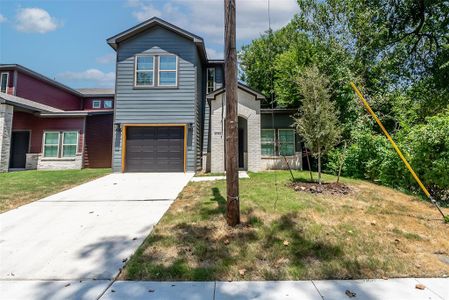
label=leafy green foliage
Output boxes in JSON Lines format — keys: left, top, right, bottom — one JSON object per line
{"left": 294, "top": 66, "right": 341, "bottom": 184}
{"left": 239, "top": 0, "right": 449, "bottom": 206}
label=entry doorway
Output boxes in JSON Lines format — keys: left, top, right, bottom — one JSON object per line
{"left": 9, "top": 131, "right": 30, "bottom": 169}
{"left": 238, "top": 116, "right": 248, "bottom": 170}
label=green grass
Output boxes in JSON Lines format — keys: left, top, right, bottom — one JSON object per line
{"left": 0, "top": 169, "right": 110, "bottom": 212}
{"left": 121, "top": 170, "right": 449, "bottom": 281}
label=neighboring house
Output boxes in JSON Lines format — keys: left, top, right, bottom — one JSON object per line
{"left": 0, "top": 17, "right": 302, "bottom": 173}
{"left": 0, "top": 64, "right": 113, "bottom": 172}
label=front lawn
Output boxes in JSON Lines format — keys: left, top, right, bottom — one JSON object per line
{"left": 0, "top": 169, "right": 110, "bottom": 212}
{"left": 121, "top": 171, "right": 449, "bottom": 281}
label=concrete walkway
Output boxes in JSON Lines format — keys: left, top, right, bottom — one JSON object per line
{"left": 1, "top": 278, "right": 446, "bottom": 300}
{"left": 0, "top": 173, "right": 193, "bottom": 297}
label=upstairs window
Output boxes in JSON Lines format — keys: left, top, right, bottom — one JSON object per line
{"left": 158, "top": 55, "right": 177, "bottom": 86}
{"left": 92, "top": 100, "right": 101, "bottom": 108}
{"left": 0, "top": 72, "right": 8, "bottom": 93}
{"left": 135, "top": 55, "right": 155, "bottom": 86}
{"left": 207, "top": 68, "right": 215, "bottom": 93}
{"left": 104, "top": 100, "right": 113, "bottom": 108}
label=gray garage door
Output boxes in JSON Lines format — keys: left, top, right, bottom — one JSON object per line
{"left": 125, "top": 126, "right": 184, "bottom": 172}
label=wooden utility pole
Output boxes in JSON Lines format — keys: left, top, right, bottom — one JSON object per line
{"left": 224, "top": 0, "right": 240, "bottom": 226}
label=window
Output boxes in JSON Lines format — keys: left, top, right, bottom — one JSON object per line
{"left": 62, "top": 132, "right": 78, "bottom": 157}
{"left": 278, "top": 129, "right": 295, "bottom": 156}
{"left": 261, "top": 129, "right": 275, "bottom": 156}
{"left": 0, "top": 72, "right": 8, "bottom": 93}
{"left": 135, "top": 55, "right": 155, "bottom": 86}
{"left": 43, "top": 132, "right": 60, "bottom": 158}
{"left": 92, "top": 100, "right": 101, "bottom": 108}
{"left": 207, "top": 68, "right": 215, "bottom": 93}
{"left": 104, "top": 100, "right": 113, "bottom": 108}
{"left": 158, "top": 55, "right": 177, "bottom": 86}
{"left": 43, "top": 131, "right": 78, "bottom": 158}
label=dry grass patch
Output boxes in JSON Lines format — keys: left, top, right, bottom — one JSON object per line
{"left": 121, "top": 171, "right": 449, "bottom": 281}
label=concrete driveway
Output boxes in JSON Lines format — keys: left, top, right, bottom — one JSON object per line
{"left": 0, "top": 172, "right": 193, "bottom": 299}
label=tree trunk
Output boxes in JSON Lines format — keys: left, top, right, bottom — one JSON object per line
{"left": 317, "top": 152, "right": 322, "bottom": 185}
{"left": 337, "top": 160, "right": 342, "bottom": 183}
{"left": 224, "top": 0, "right": 240, "bottom": 226}
{"left": 306, "top": 150, "right": 314, "bottom": 182}
{"left": 337, "top": 141, "right": 346, "bottom": 184}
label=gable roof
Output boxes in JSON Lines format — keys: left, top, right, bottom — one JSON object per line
{"left": 206, "top": 82, "right": 266, "bottom": 101}
{"left": 0, "top": 92, "right": 112, "bottom": 117}
{"left": 0, "top": 64, "right": 84, "bottom": 97}
{"left": 77, "top": 88, "right": 115, "bottom": 97}
{"left": 0, "top": 92, "right": 64, "bottom": 113}
{"left": 107, "top": 17, "right": 207, "bottom": 62}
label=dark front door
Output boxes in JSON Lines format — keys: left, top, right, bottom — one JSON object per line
{"left": 238, "top": 128, "right": 244, "bottom": 169}
{"left": 125, "top": 126, "right": 184, "bottom": 172}
{"left": 10, "top": 131, "right": 30, "bottom": 169}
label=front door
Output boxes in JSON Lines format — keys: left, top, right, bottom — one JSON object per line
{"left": 238, "top": 128, "right": 244, "bottom": 169}
{"left": 9, "top": 131, "right": 30, "bottom": 169}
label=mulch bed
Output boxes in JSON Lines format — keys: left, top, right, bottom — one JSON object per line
{"left": 290, "top": 181, "right": 352, "bottom": 195}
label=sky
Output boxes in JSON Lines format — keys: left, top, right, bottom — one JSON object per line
{"left": 0, "top": 0, "right": 298, "bottom": 88}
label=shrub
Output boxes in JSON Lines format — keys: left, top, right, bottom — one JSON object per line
{"left": 326, "top": 111, "right": 449, "bottom": 206}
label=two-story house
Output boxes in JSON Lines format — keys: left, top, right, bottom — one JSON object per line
{"left": 107, "top": 17, "right": 302, "bottom": 173}
{"left": 0, "top": 17, "right": 302, "bottom": 173}
{"left": 0, "top": 64, "right": 114, "bottom": 172}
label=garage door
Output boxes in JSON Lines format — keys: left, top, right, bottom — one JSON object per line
{"left": 125, "top": 126, "right": 184, "bottom": 172}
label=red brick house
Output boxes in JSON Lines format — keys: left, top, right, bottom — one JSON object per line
{"left": 0, "top": 64, "right": 114, "bottom": 172}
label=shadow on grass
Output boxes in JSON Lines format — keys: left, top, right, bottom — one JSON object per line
{"left": 124, "top": 188, "right": 372, "bottom": 281}
{"left": 198, "top": 187, "right": 226, "bottom": 220}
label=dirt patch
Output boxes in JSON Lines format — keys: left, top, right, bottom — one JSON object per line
{"left": 290, "top": 181, "right": 352, "bottom": 195}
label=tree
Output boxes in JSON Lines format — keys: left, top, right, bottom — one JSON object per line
{"left": 294, "top": 66, "right": 341, "bottom": 184}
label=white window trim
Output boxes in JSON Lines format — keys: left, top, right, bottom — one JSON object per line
{"left": 62, "top": 131, "right": 79, "bottom": 157}
{"left": 158, "top": 55, "right": 178, "bottom": 87}
{"left": 92, "top": 100, "right": 102, "bottom": 109}
{"left": 0, "top": 72, "right": 9, "bottom": 93}
{"left": 278, "top": 129, "right": 296, "bottom": 157}
{"left": 207, "top": 67, "right": 216, "bottom": 93}
{"left": 134, "top": 55, "right": 155, "bottom": 87}
{"left": 261, "top": 129, "right": 276, "bottom": 157}
{"left": 42, "top": 131, "right": 78, "bottom": 158}
{"left": 104, "top": 100, "right": 113, "bottom": 108}
{"left": 43, "top": 131, "right": 61, "bottom": 158}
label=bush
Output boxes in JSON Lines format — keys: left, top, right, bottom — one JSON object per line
{"left": 326, "top": 111, "right": 449, "bottom": 206}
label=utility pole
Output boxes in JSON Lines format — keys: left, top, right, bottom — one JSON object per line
{"left": 224, "top": 0, "right": 240, "bottom": 226}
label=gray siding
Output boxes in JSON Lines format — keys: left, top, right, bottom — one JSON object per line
{"left": 202, "top": 64, "right": 224, "bottom": 154}
{"left": 112, "top": 26, "right": 201, "bottom": 172}
{"left": 194, "top": 52, "right": 203, "bottom": 171}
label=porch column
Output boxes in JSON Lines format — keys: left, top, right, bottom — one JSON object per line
{"left": 0, "top": 104, "right": 14, "bottom": 172}
{"left": 246, "top": 111, "right": 262, "bottom": 172}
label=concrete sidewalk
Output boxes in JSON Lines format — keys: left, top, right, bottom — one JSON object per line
{"left": 2, "top": 278, "right": 446, "bottom": 300}
{"left": 99, "top": 278, "right": 448, "bottom": 300}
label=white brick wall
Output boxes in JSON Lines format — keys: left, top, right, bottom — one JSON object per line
{"left": 209, "top": 89, "right": 262, "bottom": 173}
{"left": 26, "top": 153, "right": 39, "bottom": 170}
{"left": 37, "top": 154, "right": 83, "bottom": 170}
{"left": 0, "top": 104, "right": 13, "bottom": 172}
